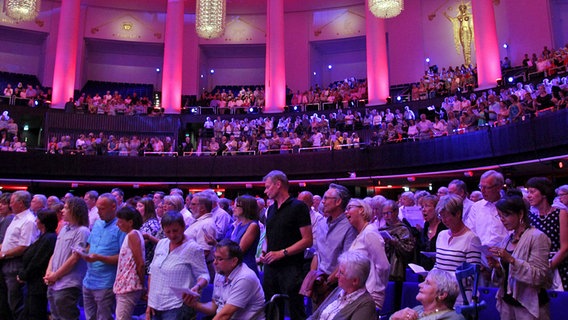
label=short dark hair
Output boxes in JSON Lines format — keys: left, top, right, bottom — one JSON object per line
{"left": 37, "top": 209, "right": 59, "bottom": 233}
{"left": 161, "top": 210, "right": 185, "bottom": 229}
{"left": 216, "top": 239, "right": 243, "bottom": 264}
{"left": 117, "top": 206, "right": 143, "bottom": 230}
{"left": 526, "top": 177, "right": 555, "bottom": 205}
{"left": 263, "top": 170, "right": 289, "bottom": 189}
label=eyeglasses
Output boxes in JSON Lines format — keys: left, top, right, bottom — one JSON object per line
{"left": 383, "top": 211, "right": 394, "bottom": 215}
{"left": 478, "top": 184, "right": 499, "bottom": 190}
{"left": 322, "top": 196, "right": 338, "bottom": 201}
{"left": 214, "top": 256, "right": 233, "bottom": 262}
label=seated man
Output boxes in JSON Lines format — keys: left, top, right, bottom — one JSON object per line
{"left": 185, "top": 239, "right": 265, "bottom": 320}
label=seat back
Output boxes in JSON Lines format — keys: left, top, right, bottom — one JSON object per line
{"left": 455, "top": 262, "right": 485, "bottom": 320}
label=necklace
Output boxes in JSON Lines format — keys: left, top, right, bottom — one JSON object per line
{"left": 419, "top": 308, "right": 449, "bottom": 318}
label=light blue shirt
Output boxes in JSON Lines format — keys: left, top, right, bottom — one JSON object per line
{"left": 83, "top": 218, "right": 126, "bottom": 290}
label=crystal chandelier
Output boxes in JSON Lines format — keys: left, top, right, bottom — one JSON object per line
{"left": 196, "top": 0, "right": 226, "bottom": 39}
{"left": 368, "top": 0, "right": 404, "bottom": 19}
{"left": 5, "top": 0, "right": 40, "bottom": 21}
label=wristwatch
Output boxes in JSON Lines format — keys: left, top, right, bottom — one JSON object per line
{"left": 283, "top": 249, "right": 289, "bottom": 257}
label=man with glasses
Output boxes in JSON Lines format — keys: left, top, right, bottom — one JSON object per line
{"left": 184, "top": 239, "right": 265, "bottom": 319}
{"left": 185, "top": 192, "right": 218, "bottom": 280}
{"left": 303, "top": 183, "right": 356, "bottom": 308}
{"left": 464, "top": 170, "right": 508, "bottom": 248}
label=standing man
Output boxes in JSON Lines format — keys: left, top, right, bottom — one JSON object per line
{"left": 82, "top": 193, "right": 126, "bottom": 320}
{"left": 111, "top": 188, "right": 125, "bottom": 210}
{"left": 84, "top": 190, "right": 100, "bottom": 229}
{"left": 447, "top": 179, "right": 474, "bottom": 223}
{"left": 0, "top": 191, "right": 38, "bottom": 319}
{"left": 30, "top": 194, "right": 47, "bottom": 214}
{"left": 0, "top": 193, "right": 14, "bottom": 320}
{"left": 306, "top": 184, "right": 357, "bottom": 307}
{"left": 465, "top": 170, "right": 508, "bottom": 247}
{"left": 260, "top": 170, "right": 312, "bottom": 320}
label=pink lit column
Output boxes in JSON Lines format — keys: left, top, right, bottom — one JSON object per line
{"left": 264, "top": 0, "right": 286, "bottom": 113}
{"left": 161, "top": 0, "right": 184, "bottom": 114}
{"left": 51, "top": 0, "right": 81, "bottom": 109}
{"left": 365, "top": 5, "right": 389, "bottom": 105}
{"left": 471, "top": 0, "right": 501, "bottom": 89}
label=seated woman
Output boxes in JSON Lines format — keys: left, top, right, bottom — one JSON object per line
{"left": 308, "top": 251, "right": 377, "bottom": 320}
{"left": 487, "top": 191, "right": 551, "bottom": 320}
{"left": 390, "top": 269, "right": 465, "bottom": 320}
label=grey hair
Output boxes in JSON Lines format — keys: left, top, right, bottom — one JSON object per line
{"left": 164, "top": 194, "right": 184, "bottom": 212}
{"left": 13, "top": 191, "right": 32, "bottom": 208}
{"left": 435, "top": 194, "right": 463, "bottom": 218}
{"left": 338, "top": 251, "right": 370, "bottom": 289}
{"left": 428, "top": 269, "right": 461, "bottom": 309}
{"left": 329, "top": 183, "right": 351, "bottom": 210}
{"left": 480, "top": 170, "right": 504, "bottom": 187}
{"left": 556, "top": 185, "right": 568, "bottom": 195}
{"left": 33, "top": 194, "right": 48, "bottom": 207}
{"left": 348, "top": 198, "right": 373, "bottom": 222}
{"left": 193, "top": 192, "right": 213, "bottom": 212}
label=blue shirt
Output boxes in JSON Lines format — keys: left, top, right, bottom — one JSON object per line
{"left": 83, "top": 217, "right": 126, "bottom": 290}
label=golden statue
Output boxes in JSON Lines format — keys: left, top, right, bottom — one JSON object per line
{"left": 443, "top": 3, "right": 473, "bottom": 66}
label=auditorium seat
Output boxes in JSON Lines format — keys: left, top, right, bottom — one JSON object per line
{"left": 477, "top": 287, "right": 499, "bottom": 320}
{"left": 549, "top": 290, "right": 568, "bottom": 320}
{"left": 400, "top": 281, "right": 420, "bottom": 309}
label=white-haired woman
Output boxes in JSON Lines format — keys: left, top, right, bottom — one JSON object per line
{"left": 390, "top": 269, "right": 465, "bottom": 320}
{"left": 345, "top": 198, "right": 390, "bottom": 310}
{"left": 308, "top": 251, "right": 376, "bottom": 320}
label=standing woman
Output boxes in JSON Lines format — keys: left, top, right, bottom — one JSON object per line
{"left": 230, "top": 195, "right": 260, "bottom": 275}
{"left": 419, "top": 195, "right": 447, "bottom": 270}
{"left": 146, "top": 211, "right": 209, "bottom": 320}
{"left": 137, "top": 197, "right": 162, "bottom": 271}
{"left": 44, "top": 197, "right": 90, "bottom": 320}
{"left": 488, "top": 192, "right": 551, "bottom": 319}
{"left": 526, "top": 177, "right": 568, "bottom": 291}
{"left": 434, "top": 194, "right": 481, "bottom": 274}
{"left": 345, "top": 198, "right": 390, "bottom": 310}
{"left": 17, "top": 209, "right": 58, "bottom": 320}
{"left": 114, "top": 206, "right": 145, "bottom": 320}
{"left": 380, "top": 200, "right": 416, "bottom": 310}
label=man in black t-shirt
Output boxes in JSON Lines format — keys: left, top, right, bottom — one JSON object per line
{"left": 260, "top": 170, "right": 312, "bottom": 320}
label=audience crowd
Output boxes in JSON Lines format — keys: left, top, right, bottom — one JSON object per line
{"left": 1, "top": 169, "right": 567, "bottom": 320}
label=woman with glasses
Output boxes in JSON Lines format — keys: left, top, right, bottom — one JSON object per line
{"left": 487, "top": 191, "right": 551, "bottom": 320}
{"left": 137, "top": 197, "right": 162, "bottom": 272}
{"left": 527, "top": 177, "right": 568, "bottom": 291}
{"left": 230, "top": 195, "right": 260, "bottom": 275}
{"left": 345, "top": 198, "right": 390, "bottom": 309}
